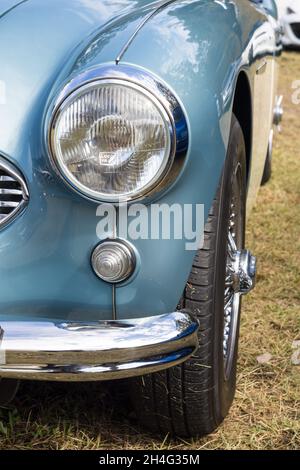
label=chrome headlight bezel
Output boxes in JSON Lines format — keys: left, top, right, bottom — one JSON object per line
{"left": 48, "top": 65, "right": 189, "bottom": 203}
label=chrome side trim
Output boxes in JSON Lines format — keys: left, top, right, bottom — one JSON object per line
{"left": 0, "top": 312, "right": 199, "bottom": 382}
{"left": 268, "top": 128, "right": 274, "bottom": 158}
{"left": 256, "top": 60, "right": 267, "bottom": 75}
{"left": 115, "top": 0, "right": 177, "bottom": 64}
{"left": 273, "top": 95, "right": 283, "bottom": 127}
{"left": 48, "top": 64, "right": 189, "bottom": 204}
{"left": 0, "top": 156, "right": 29, "bottom": 229}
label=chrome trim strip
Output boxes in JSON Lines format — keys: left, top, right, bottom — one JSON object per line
{"left": 0, "top": 189, "right": 23, "bottom": 196}
{"left": 48, "top": 64, "right": 189, "bottom": 204}
{"left": 0, "top": 201, "right": 19, "bottom": 208}
{"left": 0, "top": 312, "right": 199, "bottom": 382}
{"left": 273, "top": 95, "right": 283, "bottom": 127}
{"left": 0, "top": 156, "right": 29, "bottom": 229}
{"left": 269, "top": 128, "right": 274, "bottom": 157}
{"left": 115, "top": 0, "right": 177, "bottom": 65}
{"left": 256, "top": 60, "right": 267, "bottom": 75}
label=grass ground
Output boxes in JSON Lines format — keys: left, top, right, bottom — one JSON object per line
{"left": 0, "top": 52, "right": 299, "bottom": 450}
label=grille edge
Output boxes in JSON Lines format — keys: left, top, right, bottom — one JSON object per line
{"left": 0, "top": 156, "right": 29, "bottom": 228}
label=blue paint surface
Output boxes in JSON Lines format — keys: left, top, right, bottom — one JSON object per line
{"left": 0, "top": 0, "right": 271, "bottom": 321}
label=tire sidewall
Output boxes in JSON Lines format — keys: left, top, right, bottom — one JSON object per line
{"left": 213, "top": 116, "right": 247, "bottom": 421}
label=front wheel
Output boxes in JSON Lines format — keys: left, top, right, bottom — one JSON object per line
{"left": 128, "top": 115, "right": 256, "bottom": 438}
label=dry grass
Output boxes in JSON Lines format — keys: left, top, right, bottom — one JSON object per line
{"left": 0, "top": 52, "right": 299, "bottom": 450}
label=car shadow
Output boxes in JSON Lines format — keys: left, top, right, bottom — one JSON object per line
{"left": 2, "top": 379, "right": 158, "bottom": 449}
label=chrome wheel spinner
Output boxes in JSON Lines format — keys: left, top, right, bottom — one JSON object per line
{"left": 226, "top": 233, "right": 257, "bottom": 296}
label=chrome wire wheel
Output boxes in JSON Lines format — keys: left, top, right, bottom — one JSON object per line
{"left": 223, "top": 165, "right": 244, "bottom": 380}
{"left": 128, "top": 115, "right": 257, "bottom": 439}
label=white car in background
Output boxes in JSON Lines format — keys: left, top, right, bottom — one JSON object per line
{"left": 277, "top": 0, "right": 300, "bottom": 47}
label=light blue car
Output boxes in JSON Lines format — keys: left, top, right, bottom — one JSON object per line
{"left": 0, "top": 0, "right": 282, "bottom": 437}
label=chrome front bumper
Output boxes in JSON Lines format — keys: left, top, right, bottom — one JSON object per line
{"left": 0, "top": 312, "right": 199, "bottom": 382}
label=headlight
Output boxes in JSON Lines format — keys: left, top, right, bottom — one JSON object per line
{"left": 49, "top": 75, "right": 181, "bottom": 202}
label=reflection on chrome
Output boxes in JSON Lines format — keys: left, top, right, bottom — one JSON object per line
{"left": 0, "top": 312, "right": 199, "bottom": 382}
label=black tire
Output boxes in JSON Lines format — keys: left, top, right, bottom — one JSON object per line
{"left": 261, "top": 138, "right": 272, "bottom": 185}
{"left": 128, "top": 114, "right": 247, "bottom": 438}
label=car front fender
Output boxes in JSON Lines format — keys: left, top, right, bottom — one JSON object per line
{"left": 107, "top": 0, "right": 266, "bottom": 318}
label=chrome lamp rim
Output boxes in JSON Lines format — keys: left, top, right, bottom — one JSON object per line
{"left": 47, "top": 64, "right": 189, "bottom": 204}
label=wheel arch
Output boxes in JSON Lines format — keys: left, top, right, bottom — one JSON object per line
{"left": 232, "top": 71, "right": 253, "bottom": 183}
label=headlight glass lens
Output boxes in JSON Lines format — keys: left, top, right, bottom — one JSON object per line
{"left": 51, "top": 81, "right": 172, "bottom": 201}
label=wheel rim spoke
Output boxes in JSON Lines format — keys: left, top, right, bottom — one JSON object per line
{"left": 223, "top": 180, "right": 243, "bottom": 378}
